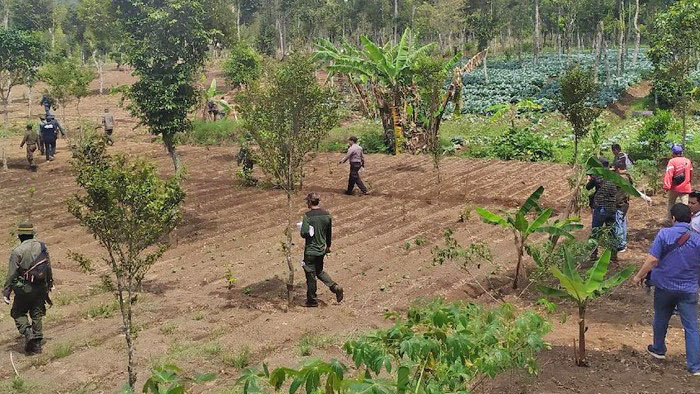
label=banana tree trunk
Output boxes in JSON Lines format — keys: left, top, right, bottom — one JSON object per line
{"left": 576, "top": 304, "right": 587, "bottom": 366}
{"left": 513, "top": 232, "right": 523, "bottom": 289}
{"left": 390, "top": 105, "right": 402, "bottom": 155}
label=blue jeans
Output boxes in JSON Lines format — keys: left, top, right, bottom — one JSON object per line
{"left": 614, "top": 210, "right": 627, "bottom": 250}
{"left": 592, "top": 207, "right": 615, "bottom": 229}
{"left": 650, "top": 288, "right": 700, "bottom": 373}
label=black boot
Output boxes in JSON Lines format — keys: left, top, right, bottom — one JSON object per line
{"left": 332, "top": 285, "right": 344, "bottom": 303}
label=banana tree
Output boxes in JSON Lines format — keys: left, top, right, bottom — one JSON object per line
{"left": 476, "top": 186, "right": 583, "bottom": 289}
{"left": 314, "top": 29, "right": 433, "bottom": 154}
{"left": 539, "top": 249, "right": 635, "bottom": 366}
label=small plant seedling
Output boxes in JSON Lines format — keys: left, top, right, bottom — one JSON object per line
{"left": 414, "top": 236, "right": 426, "bottom": 246}
{"left": 225, "top": 267, "right": 238, "bottom": 290}
{"left": 243, "top": 287, "right": 252, "bottom": 296}
{"left": 160, "top": 324, "right": 177, "bottom": 336}
{"left": 403, "top": 241, "right": 411, "bottom": 251}
{"left": 193, "top": 311, "right": 205, "bottom": 321}
{"left": 224, "top": 347, "right": 251, "bottom": 369}
{"left": 53, "top": 343, "right": 74, "bottom": 359}
{"left": 458, "top": 204, "right": 472, "bottom": 222}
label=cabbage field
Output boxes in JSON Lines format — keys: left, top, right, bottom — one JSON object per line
{"left": 459, "top": 50, "right": 652, "bottom": 114}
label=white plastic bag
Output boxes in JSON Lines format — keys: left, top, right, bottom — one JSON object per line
{"left": 296, "top": 222, "right": 314, "bottom": 236}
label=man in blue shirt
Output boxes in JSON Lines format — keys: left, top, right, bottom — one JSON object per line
{"left": 632, "top": 203, "right": 700, "bottom": 375}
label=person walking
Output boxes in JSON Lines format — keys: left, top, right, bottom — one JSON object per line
{"left": 102, "top": 108, "right": 115, "bottom": 145}
{"left": 300, "top": 193, "right": 343, "bottom": 307}
{"left": 339, "top": 136, "right": 368, "bottom": 196}
{"left": 614, "top": 159, "right": 633, "bottom": 252}
{"left": 3, "top": 223, "right": 53, "bottom": 355}
{"left": 664, "top": 145, "right": 692, "bottom": 221}
{"left": 40, "top": 116, "right": 58, "bottom": 161}
{"left": 586, "top": 158, "right": 618, "bottom": 259}
{"left": 632, "top": 204, "right": 700, "bottom": 375}
{"left": 19, "top": 124, "right": 42, "bottom": 170}
{"left": 612, "top": 143, "right": 633, "bottom": 172}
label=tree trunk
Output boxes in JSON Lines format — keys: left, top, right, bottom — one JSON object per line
{"left": 285, "top": 192, "right": 295, "bottom": 306}
{"left": 573, "top": 135, "right": 579, "bottom": 165}
{"left": 557, "top": 6, "right": 562, "bottom": 64}
{"left": 2, "top": 4, "right": 8, "bottom": 29}
{"left": 390, "top": 104, "right": 402, "bottom": 155}
{"left": 603, "top": 39, "right": 611, "bottom": 84}
{"left": 116, "top": 276, "right": 137, "bottom": 388}
{"left": 27, "top": 85, "right": 32, "bottom": 118}
{"left": 682, "top": 108, "right": 687, "bottom": 150}
{"left": 393, "top": 0, "right": 398, "bottom": 45}
{"left": 93, "top": 51, "right": 104, "bottom": 95}
{"left": 534, "top": 0, "right": 541, "bottom": 66}
{"left": 2, "top": 99, "right": 8, "bottom": 171}
{"left": 513, "top": 235, "right": 523, "bottom": 289}
{"left": 483, "top": 51, "right": 489, "bottom": 83}
{"left": 163, "top": 133, "right": 182, "bottom": 173}
{"left": 593, "top": 22, "right": 604, "bottom": 83}
{"left": 236, "top": 0, "right": 241, "bottom": 42}
{"left": 632, "top": 0, "right": 640, "bottom": 66}
{"left": 617, "top": 0, "right": 625, "bottom": 75}
{"left": 577, "top": 304, "right": 587, "bottom": 366}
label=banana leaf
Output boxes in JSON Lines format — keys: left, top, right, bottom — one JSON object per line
{"left": 586, "top": 157, "right": 641, "bottom": 198}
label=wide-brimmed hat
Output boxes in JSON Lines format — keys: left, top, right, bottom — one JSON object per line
{"left": 17, "top": 222, "right": 35, "bottom": 235}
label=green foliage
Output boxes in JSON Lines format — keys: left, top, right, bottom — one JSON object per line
{"left": 224, "top": 42, "right": 262, "bottom": 89}
{"left": 39, "top": 58, "right": 97, "bottom": 112}
{"left": 239, "top": 53, "right": 339, "bottom": 194}
{"left": 648, "top": 0, "right": 700, "bottom": 109}
{"left": 476, "top": 187, "right": 583, "bottom": 288}
{"left": 52, "top": 342, "right": 74, "bottom": 359}
{"left": 68, "top": 136, "right": 184, "bottom": 388}
{"left": 490, "top": 127, "right": 554, "bottom": 162}
{"left": 176, "top": 119, "right": 243, "bottom": 146}
{"left": 586, "top": 157, "right": 641, "bottom": 198}
{"left": 627, "top": 110, "right": 679, "bottom": 161}
{"left": 238, "top": 300, "right": 550, "bottom": 394}
{"left": 142, "top": 364, "right": 215, "bottom": 394}
{"left": 0, "top": 28, "right": 43, "bottom": 105}
{"left": 224, "top": 347, "right": 252, "bottom": 369}
{"left": 629, "top": 159, "right": 663, "bottom": 195}
{"left": 358, "top": 129, "right": 390, "bottom": 154}
{"left": 538, "top": 249, "right": 635, "bottom": 366}
{"left": 558, "top": 65, "right": 602, "bottom": 161}
{"left": 114, "top": 0, "right": 210, "bottom": 171}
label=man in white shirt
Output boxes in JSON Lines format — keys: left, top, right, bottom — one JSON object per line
{"left": 689, "top": 191, "right": 700, "bottom": 233}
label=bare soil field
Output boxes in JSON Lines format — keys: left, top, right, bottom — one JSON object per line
{"left": 0, "top": 68, "right": 699, "bottom": 393}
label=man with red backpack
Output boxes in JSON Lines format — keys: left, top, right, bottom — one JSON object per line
{"left": 3, "top": 223, "right": 53, "bottom": 355}
{"left": 664, "top": 145, "right": 693, "bottom": 222}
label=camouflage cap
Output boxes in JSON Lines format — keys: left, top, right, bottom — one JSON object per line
{"left": 17, "top": 222, "right": 35, "bottom": 235}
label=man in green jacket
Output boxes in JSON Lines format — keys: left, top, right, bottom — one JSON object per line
{"left": 3, "top": 223, "right": 53, "bottom": 354}
{"left": 300, "top": 193, "right": 344, "bottom": 307}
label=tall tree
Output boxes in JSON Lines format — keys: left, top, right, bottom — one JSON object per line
{"left": 649, "top": 0, "right": 700, "bottom": 147}
{"left": 114, "top": 0, "right": 210, "bottom": 172}
{"left": 0, "top": 28, "right": 42, "bottom": 170}
{"left": 78, "top": 0, "right": 120, "bottom": 95}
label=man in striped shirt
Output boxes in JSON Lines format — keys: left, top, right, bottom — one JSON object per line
{"left": 632, "top": 203, "right": 700, "bottom": 375}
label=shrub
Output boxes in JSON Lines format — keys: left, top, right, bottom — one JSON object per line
{"left": 223, "top": 43, "right": 262, "bottom": 89}
{"left": 627, "top": 110, "right": 680, "bottom": 161}
{"left": 490, "top": 127, "right": 554, "bottom": 162}
{"left": 358, "top": 129, "right": 390, "bottom": 153}
{"left": 175, "top": 119, "right": 244, "bottom": 146}
{"left": 630, "top": 159, "right": 663, "bottom": 195}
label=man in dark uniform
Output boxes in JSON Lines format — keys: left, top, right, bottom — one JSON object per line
{"left": 19, "top": 124, "right": 42, "bottom": 170}
{"left": 300, "top": 193, "right": 344, "bottom": 307}
{"left": 3, "top": 223, "right": 53, "bottom": 354}
{"left": 40, "top": 95, "right": 55, "bottom": 116}
{"left": 41, "top": 115, "right": 64, "bottom": 161}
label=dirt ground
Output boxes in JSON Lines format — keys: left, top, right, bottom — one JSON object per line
{"left": 1, "top": 68, "right": 700, "bottom": 394}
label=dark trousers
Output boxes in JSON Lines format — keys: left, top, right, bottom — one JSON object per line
{"left": 105, "top": 129, "right": 114, "bottom": 145}
{"left": 347, "top": 162, "right": 367, "bottom": 194}
{"left": 303, "top": 254, "right": 337, "bottom": 304}
{"left": 11, "top": 291, "right": 46, "bottom": 340}
{"left": 44, "top": 140, "right": 56, "bottom": 160}
{"left": 591, "top": 207, "right": 617, "bottom": 259}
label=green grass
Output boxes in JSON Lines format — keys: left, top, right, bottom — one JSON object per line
{"left": 222, "top": 346, "right": 251, "bottom": 369}
{"left": 298, "top": 334, "right": 336, "bottom": 356}
{"left": 160, "top": 323, "right": 177, "bottom": 335}
{"left": 321, "top": 120, "right": 384, "bottom": 152}
{"left": 84, "top": 301, "right": 120, "bottom": 319}
{"left": 0, "top": 376, "right": 35, "bottom": 393}
{"left": 175, "top": 118, "right": 244, "bottom": 146}
{"left": 52, "top": 342, "right": 74, "bottom": 359}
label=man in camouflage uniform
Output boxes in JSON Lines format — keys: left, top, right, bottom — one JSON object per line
{"left": 19, "top": 124, "right": 42, "bottom": 170}
{"left": 3, "top": 223, "right": 53, "bottom": 354}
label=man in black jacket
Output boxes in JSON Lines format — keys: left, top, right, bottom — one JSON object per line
{"left": 300, "top": 193, "right": 344, "bottom": 307}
